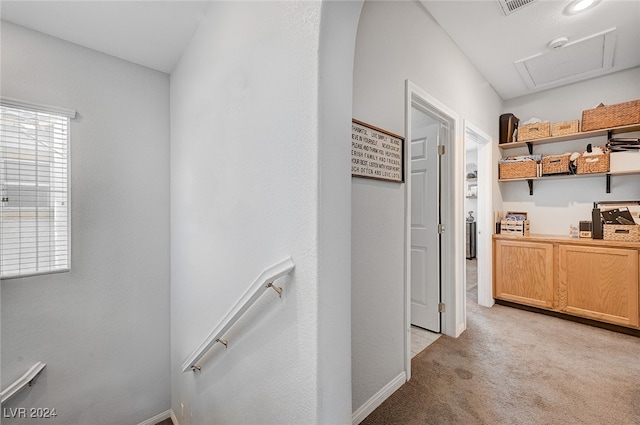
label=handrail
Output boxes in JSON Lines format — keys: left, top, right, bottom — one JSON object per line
{"left": 1, "top": 362, "right": 46, "bottom": 404}
{"left": 181, "top": 257, "right": 295, "bottom": 373}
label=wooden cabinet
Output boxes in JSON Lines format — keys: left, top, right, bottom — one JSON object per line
{"left": 494, "top": 239, "right": 554, "bottom": 308}
{"left": 559, "top": 244, "right": 639, "bottom": 327}
{"left": 493, "top": 234, "right": 640, "bottom": 329}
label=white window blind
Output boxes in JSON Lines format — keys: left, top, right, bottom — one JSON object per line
{"left": 1, "top": 100, "right": 73, "bottom": 279}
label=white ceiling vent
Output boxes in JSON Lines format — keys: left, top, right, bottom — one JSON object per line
{"left": 497, "top": 0, "right": 536, "bottom": 16}
{"left": 515, "top": 28, "right": 617, "bottom": 90}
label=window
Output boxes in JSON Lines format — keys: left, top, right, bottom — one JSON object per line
{"left": 0, "top": 99, "right": 74, "bottom": 278}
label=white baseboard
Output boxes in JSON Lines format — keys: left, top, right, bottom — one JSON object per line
{"left": 137, "top": 409, "right": 172, "bottom": 425}
{"left": 457, "top": 321, "right": 466, "bottom": 337}
{"left": 171, "top": 410, "right": 180, "bottom": 425}
{"left": 352, "top": 372, "right": 406, "bottom": 425}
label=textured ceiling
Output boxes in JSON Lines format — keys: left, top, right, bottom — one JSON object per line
{"left": 0, "top": 1, "right": 212, "bottom": 74}
{"left": 421, "top": 0, "right": 640, "bottom": 100}
{"left": 1, "top": 1, "right": 638, "bottom": 99}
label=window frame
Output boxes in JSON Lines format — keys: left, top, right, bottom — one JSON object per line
{"left": 1, "top": 98, "right": 75, "bottom": 279}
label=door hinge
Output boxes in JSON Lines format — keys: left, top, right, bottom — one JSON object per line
{"left": 437, "top": 145, "right": 445, "bottom": 156}
{"left": 438, "top": 223, "right": 445, "bottom": 234}
{"left": 438, "top": 302, "right": 445, "bottom": 313}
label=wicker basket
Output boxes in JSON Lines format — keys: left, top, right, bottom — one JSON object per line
{"left": 576, "top": 150, "right": 610, "bottom": 174}
{"left": 499, "top": 160, "right": 537, "bottom": 179}
{"left": 582, "top": 99, "right": 640, "bottom": 131}
{"left": 517, "top": 121, "right": 550, "bottom": 141}
{"left": 551, "top": 120, "right": 580, "bottom": 136}
{"left": 542, "top": 153, "right": 571, "bottom": 175}
{"left": 603, "top": 224, "right": 640, "bottom": 242}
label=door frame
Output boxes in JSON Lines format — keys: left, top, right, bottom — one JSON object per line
{"left": 404, "top": 80, "right": 463, "bottom": 379}
{"left": 463, "top": 120, "right": 495, "bottom": 309}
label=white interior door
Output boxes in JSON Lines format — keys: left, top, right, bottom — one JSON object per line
{"left": 410, "top": 110, "right": 440, "bottom": 332}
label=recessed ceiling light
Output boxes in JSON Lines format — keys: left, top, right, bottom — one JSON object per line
{"left": 565, "top": 0, "right": 601, "bottom": 15}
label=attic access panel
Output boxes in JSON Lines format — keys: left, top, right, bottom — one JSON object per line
{"left": 515, "top": 28, "right": 617, "bottom": 90}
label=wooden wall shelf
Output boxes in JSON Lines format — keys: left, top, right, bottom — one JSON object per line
{"left": 498, "top": 123, "right": 640, "bottom": 194}
{"left": 498, "top": 123, "right": 640, "bottom": 151}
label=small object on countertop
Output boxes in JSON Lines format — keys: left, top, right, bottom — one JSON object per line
{"left": 569, "top": 224, "right": 579, "bottom": 238}
{"left": 579, "top": 221, "right": 592, "bottom": 238}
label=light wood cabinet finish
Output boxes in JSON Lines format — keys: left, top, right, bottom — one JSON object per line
{"left": 494, "top": 239, "right": 554, "bottom": 308}
{"left": 493, "top": 234, "right": 640, "bottom": 329}
{"left": 559, "top": 245, "right": 638, "bottom": 327}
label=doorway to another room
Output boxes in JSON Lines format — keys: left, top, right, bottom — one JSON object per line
{"left": 405, "top": 82, "right": 459, "bottom": 364}
{"left": 464, "top": 121, "right": 493, "bottom": 310}
{"left": 407, "top": 111, "right": 493, "bottom": 362}
{"left": 465, "top": 139, "right": 479, "bottom": 303}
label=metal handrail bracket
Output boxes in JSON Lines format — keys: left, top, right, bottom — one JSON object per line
{"left": 1, "top": 362, "right": 46, "bottom": 404}
{"left": 181, "top": 257, "right": 295, "bottom": 373}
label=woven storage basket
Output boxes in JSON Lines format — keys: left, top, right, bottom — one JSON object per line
{"left": 517, "top": 121, "right": 550, "bottom": 141}
{"left": 582, "top": 99, "right": 640, "bottom": 131}
{"left": 499, "top": 161, "right": 537, "bottom": 179}
{"left": 603, "top": 224, "right": 640, "bottom": 242}
{"left": 577, "top": 151, "right": 609, "bottom": 174}
{"left": 551, "top": 120, "right": 580, "bottom": 136}
{"left": 542, "top": 154, "right": 571, "bottom": 175}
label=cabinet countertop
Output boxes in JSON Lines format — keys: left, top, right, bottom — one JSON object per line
{"left": 493, "top": 233, "right": 640, "bottom": 249}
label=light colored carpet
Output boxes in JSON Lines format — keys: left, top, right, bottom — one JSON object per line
{"left": 362, "top": 283, "right": 640, "bottom": 424}
{"left": 411, "top": 259, "right": 477, "bottom": 358}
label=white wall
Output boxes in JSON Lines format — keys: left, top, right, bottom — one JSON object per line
{"left": 351, "top": 0, "right": 503, "bottom": 415}
{"left": 0, "top": 22, "right": 171, "bottom": 424}
{"left": 170, "top": 2, "right": 355, "bottom": 424}
{"left": 317, "top": 1, "right": 363, "bottom": 423}
{"left": 502, "top": 67, "right": 640, "bottom": 235}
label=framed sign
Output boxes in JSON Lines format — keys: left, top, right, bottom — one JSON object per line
{"left": 351, "top": 119, "right": 404, "bottom": 183}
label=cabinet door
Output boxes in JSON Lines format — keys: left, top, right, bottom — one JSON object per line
{"left": 559, "top": 245, "right": 639, "bottom": 327}
{"left": 494, "top": 240, "right": 554, "bottom": 308}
